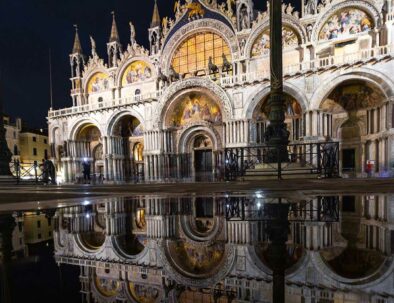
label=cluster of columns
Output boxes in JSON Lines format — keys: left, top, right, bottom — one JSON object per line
{"left": 224, "top": 120, "right": 250, "bottom": 146}
{"left": 303, "top": 110, "right": 333, "bottom": 138}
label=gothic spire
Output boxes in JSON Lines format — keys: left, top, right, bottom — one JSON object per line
{"left": 109, "top": 11, "right": 120, "bottom": 43}
{"left": 72, "top": 25, "right": 83, "bottom": 54}
{"left": 151, "top": 0, "right": 161, "bottom": 28}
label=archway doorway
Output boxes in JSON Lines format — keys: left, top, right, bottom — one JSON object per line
{"left": 111, "top": 115, "right": 144, "bottom": 182}
{"left": 193, "top": 135, "right": 213, "bottom": 181}
{"left": 75, "top": 123, "right": 102, "bottom": 182}
{"left": 320, "top": 80, "right": 386, "bottom": 176}
{"left": 253, "top": 93, "right": 303, "bottom": 144}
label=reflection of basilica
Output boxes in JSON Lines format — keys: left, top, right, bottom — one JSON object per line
{"left": 53, "top": 195, "right": 394, "bottom": 302}
{"left": 48, "top": 0, "right": 394, "bottom": 182}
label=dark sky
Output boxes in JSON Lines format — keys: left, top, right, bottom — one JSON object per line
{"left": 0, "top": 0, "right": 299, "bottom": 129}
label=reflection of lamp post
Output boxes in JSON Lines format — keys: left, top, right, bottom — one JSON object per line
{"left": 225, "top": 196, "right": 339, "bottom": 303}
{"left": 265, "top": 0, "right": 289, "bottom": 163}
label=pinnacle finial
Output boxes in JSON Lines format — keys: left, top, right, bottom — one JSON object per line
{"left": 109, "top": 11, "right": 120, "bottom": 43}
{"left": 72, "top": 24, "right": 83, "bottom": 54}
{"left": 151, "top": 0, "right": 161, "bottom": 28}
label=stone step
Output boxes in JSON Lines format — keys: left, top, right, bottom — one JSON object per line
{"left": 241, "top": 173, "right": 319, "bottom": 181}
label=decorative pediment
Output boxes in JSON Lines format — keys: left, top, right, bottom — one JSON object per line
{"left": 83, "top": 55, "right": 107, "bottom": 79}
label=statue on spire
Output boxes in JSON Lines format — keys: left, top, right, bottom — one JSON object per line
{"left": 90, "top": 35, "right": 97, "bottom": 57}
{"left": 129, "top": 21, "right": 136, "bottom": 45}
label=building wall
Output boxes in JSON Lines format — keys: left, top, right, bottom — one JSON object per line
{"left": 19, "top": 132, "right": 49, "bottom": 164}
{"left": 23, "top": 212, "right": 53, "bottom": 245}
{"left": 48, "top": 0, "right": 394, "bottom": 182}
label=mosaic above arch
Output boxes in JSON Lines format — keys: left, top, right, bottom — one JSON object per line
{"left": 87, "top": 72, "right": 110, "bottom": 94}
{"left": 319, "top": 8, "right": 373, "bottom": 41}
{"left": 121, "top": 60, "right": 153, "bottom": 86}
{"left": 167, "top": 92, "right": 222, "bottom": 127}
{"left": 254, "top": 94, "right": 302, "bottom": 120}
{"left": 322, "top": 82, "right": 385, "bottom": 112}
{"left": 251, "top": 26, "right": 300, "bottom": 57}
{"left": 95, "top": 277, "right": 120, "bottom": 297}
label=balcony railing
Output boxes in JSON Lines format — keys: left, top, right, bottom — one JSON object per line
{"left": 220, "top": 44, "right": 394, "bottom": 87}
{"left": 48, "top": 90, "right": 163, "bottom": 118}
{"left": 49, "top": 44, "right": 393, "bottom": 119}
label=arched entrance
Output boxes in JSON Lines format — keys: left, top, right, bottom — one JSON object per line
{"left": 110, "top": 114, "right": 144, "bottom": 182}
{"left": 252, "top": 93, "right": 303, "bottom": 144}
{"left": 192, "top": 134, "right": 213, "bottom": 181}
{"left": 72, "top": 123, "right": 102, "bottom": 183}
{"left": 161, "top": 89, "right": 224, "bottom": 181}
{"left": 319, "top": 80, "right": 386, "bottom": 176}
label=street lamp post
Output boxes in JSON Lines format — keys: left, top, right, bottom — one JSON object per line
{"left": 265, "top": 0, "right": 289, "bottom": 163}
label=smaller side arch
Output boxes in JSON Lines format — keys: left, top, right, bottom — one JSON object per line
{"left": 311, "top": 0, "right": 382, "bottom": 43}
{"left": 244, "top": 82, "right": 309, "bottom": 119}
{"left": 115, "top": 57, "right": 156, "bottom": 88}
{"left": 310, "top": 68, "right": 394, "bottom": 110}
{"left": 106, "top": 109, "right": 145, "bottom": 137}
{"left": 68, "top": 118, "right": 104, "bottom": 141}
{"left": 177, "top": 123, "right": 222, "bottom": 154}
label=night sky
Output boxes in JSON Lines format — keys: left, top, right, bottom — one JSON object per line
{"left": 0, "top": 0, "right": 299, "bottom": 129}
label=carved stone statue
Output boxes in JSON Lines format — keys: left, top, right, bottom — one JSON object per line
{"left": 306, "top": 24, "right": 313, "bottom": 41}
{"left": 305, "top": 0, "right": 317, "bottom": 15}
{"left": 129, "top": 21, "right": 136, "bottom": 45}
{"left": 90, "top": 35, "right": 97, "bottom": 57}
{"left": 240, "top": 6, "right": 249, "bottom": 30}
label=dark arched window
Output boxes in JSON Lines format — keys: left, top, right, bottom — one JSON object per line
{"left": 135, "top": 89, "right": 142, "bottom": 101}
{"left": 13, "top": 145, "right": 18, "bottom": 155}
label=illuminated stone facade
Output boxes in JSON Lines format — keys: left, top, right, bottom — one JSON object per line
{"left": 48, "top": 0, "right": 394, "bottom": 183}
{"left": 53, "top": 195, "right": 394, "bottom": 302}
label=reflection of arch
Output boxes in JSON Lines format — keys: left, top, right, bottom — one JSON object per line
{"left": 310, "top": 69, "right": 392, "bottom": 110}
{"left": 311, "top": 1, "right": 381, "bottom": 42}
{"left": 244, "top": 82, "right": 308, "bottom": 119}
{"left": 157, "top": 78, "right": 233, "bottom": 127}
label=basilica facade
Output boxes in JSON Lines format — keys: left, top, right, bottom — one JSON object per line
{"left": 48, "top": 0, "right": 394, "bottom": 183}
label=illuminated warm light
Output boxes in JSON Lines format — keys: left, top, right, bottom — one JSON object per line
{"left": 171, "top": 32, "right": 231, "bottom": 75}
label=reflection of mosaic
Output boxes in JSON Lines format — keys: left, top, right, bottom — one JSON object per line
{"left": 87, "top": 72, "right": 109, "bottom": 93}
{"left": 254, "top": 94, "right": 302, "bottom": 121}
{"left": 173, "top": 241, "right": 225, "bottom": 274}
{"left": 122, "top": 61, "right": 152, "bottom": 86}
{"left": 129, "top": 283, "right": 159, "bottom": 303}
{"left": 251, "top": 27, "right": 299, "bottom": 57}
{"left": 319, "top": 9, "right": 373, "bottom": 41}
{"left": 328, "top": 83, "right": 383, "bottom": 111}
{"left": 169, "top": 93, "right": 222, "bottom": 127}
{"left": 95, "top": 277, "right": 120, "bottom": 297}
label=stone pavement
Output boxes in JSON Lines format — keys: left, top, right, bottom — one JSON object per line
{"left": 0, "top": 178, "right": 393, "bottom": 206}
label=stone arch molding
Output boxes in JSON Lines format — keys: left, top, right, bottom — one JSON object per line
{"left": 311, "top": 0, "right": 382, "bottom": 43}
{"left": 106, "top": 109, "right": 145, "bottom": 137}
{"left": 177, "top": 123, "right": 222, "bottom": 154}
{"left": 154, "top": 77, "right": 234, "bottom": 128}
{"left": 68, "top": 118, "right": 105, "bottom": 141}
{"left": 161, "top": 18, "right": 240, "bottom": 74}
{"left": 244, "top": 82, "right": 309, "bottom": 119}
{"left": 310, "top": 68, "right": 394, "bottom": 110}
{"left": 245, "top": 15, "right": 307, "bottom": 58}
